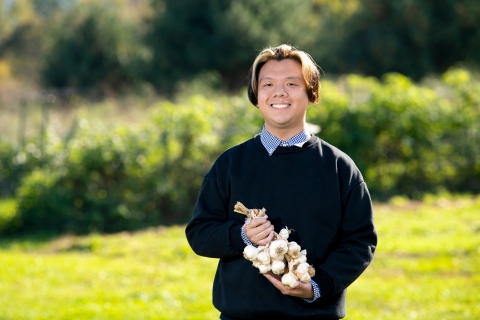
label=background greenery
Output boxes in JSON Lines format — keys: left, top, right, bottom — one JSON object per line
{"left": 1, "top": 69, "right": 479, "bottom": 235}
{"left": 1, "top": 1, "right": 479, "bottom": 318}
{"left": 1, "top": 0, "right": 480, "bottom": 93}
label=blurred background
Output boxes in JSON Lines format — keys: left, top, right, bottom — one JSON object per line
{"left": 1, "top": 1, "right": 479, "bottom": 319}
{"left": 0, "top": 0, "right": 479, "bottom": 234}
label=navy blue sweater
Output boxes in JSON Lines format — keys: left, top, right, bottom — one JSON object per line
{"left": 185, "top": 134, "right": 377, "bottom": 319}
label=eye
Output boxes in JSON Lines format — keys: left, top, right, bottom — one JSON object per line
{"left": 262, "top": 83, "right": 272, "bottom": 87}
{"left": 287, "top": 82, "right": 298, "bottom": 86}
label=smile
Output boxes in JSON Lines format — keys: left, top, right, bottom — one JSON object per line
{"left": 271, "top": 104, "right": 290, "bottom": 109}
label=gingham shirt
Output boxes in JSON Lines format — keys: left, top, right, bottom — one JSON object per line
{"left": 260, "top": 125, "right": 311, "bottom": 156}
{"left": 241, "top": 124, "right": 321, "bottom": 302}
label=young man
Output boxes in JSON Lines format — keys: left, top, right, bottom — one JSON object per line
{"left": 185, "top": 44, "right": 377, "bottom": 320}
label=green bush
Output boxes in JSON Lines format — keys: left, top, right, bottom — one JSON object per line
{"left": 3, "top": 70, "right": 479, "bottom": 235}
{"left": 307, "top": 68, "right": 480, "bottom": 199}
{"left": 0, "top": 198, "right": 18, "bottom": 233}
{"left": 0, "top": 139, "right": 50, "bottom": 198}
{"left": 11, "top": 94, "right": 262, "bottom": 234}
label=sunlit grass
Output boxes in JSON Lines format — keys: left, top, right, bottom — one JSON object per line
{"left": 0, "top": 196, "right": 479, "bottom": 319}
{"left": 0, "top": 227, "right": 219, "bottom": 320}
{"left": 347, "top": 195, "right": 480, "bottom": 320}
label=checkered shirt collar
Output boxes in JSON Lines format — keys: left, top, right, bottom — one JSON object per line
{"left": 260, "top": 125, "right": 311, "bottom": 156}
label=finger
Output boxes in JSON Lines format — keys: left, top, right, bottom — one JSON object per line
{"left": 255, "top": 225, "right": 274, "bottom": 241}
{"left": 248, "top": 216, "right": 269, "bottom": 227}
{"left": 265, "top": 229, "right": 275, "bottom": 242}
{"left": 244, "top": 220, "right": 270, "bottom": 236}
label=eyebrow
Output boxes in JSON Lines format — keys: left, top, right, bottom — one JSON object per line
{"left": 259, "top": 76, "right": 303, "bottom": 82}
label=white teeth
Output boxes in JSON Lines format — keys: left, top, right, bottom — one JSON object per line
{"left": 271, "top": 104, "right": 290, "bottom": 109}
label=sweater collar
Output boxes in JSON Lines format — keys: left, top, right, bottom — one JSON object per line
{"left": 260, "top": 124, "right": 311, "bottom": 156}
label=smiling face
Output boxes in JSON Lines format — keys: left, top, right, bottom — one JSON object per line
{"left": 256, "top": 59, "right": 312, "bottom": 140}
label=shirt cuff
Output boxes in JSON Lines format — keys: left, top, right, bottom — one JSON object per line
{"left": 303, "top": 279, "right": 321, "bottom": 303}
{"left": 241, "top": 224, "right": 256, "bottom": 247}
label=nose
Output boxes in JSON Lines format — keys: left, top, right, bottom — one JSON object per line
{"left": 272, "top": 86, "right": 288, "bottom": 98}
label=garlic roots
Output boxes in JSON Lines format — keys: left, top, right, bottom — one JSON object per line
{"left": 235, "top": 201, "right": 316, "bottom": 288}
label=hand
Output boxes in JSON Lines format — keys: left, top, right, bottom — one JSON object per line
{"left": 263, "top": 272, "right": 314, "bottom": 299}
{"left": 244, "top": 216, "right": 274, "bottom": 246}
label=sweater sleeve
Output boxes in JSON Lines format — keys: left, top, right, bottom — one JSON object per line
{"left": 316, "top": 180, "right": 377, "bottom": 296}
{"left": 185, "top": 175, "right": 245, "bottom": 259}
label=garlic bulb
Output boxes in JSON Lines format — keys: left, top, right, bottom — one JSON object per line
{"left": 297, "top": 249, "right": 307, "bottom": 263}
{"left": 269, "top": 240, "right": 288, "bottom": 260}
{"left": 235, "top": 202, "right": 317, "bottom": 290}
{"left": 278, "top": 227, "right": 290, "bottom": 240}
{"left": 281, "top": 272, "right": 298, "bottom": 289}
{"left": 296, "top": 262, "right": 310, "bottom": 275}
{"left": 251, "top": 259, "right": 261, "bottom": 268}
{"left": 271, "top": 259, "right": 286, "bottom": 275}
{"left": 293, "top": 262, "right": 315, "bottom": 283}
{"left": 299, "top": 273, "right": 311, "bottom": 283}
{"left": 243, "top": 245, "right": 259, "bottom": 261}
{"left": 258, "top": 263, "right": 271, "bottom": 274}
{"left": 287, "top": 241, "right": 301, "bottom": 259}
{"left": 257, "top": 251, "right": 271, "bottom": 265}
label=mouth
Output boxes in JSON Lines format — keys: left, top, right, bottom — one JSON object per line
{"left": 271, "top": 104, "right": 290, "bottom": 109}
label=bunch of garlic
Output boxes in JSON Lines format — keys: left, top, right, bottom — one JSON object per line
{"left": 235, "top": 201, "right": 315, "bottom": 289}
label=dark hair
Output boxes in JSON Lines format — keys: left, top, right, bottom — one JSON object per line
{"left": 247, "top": 44, "right": 321, "bottom": 106}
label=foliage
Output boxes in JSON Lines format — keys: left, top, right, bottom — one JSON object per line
{"left": 146, "top": 0, "right": 317, "bottom": 92}
{"left": 0, "top": 139, "right": 49, "bottom": 198}
{"left": 41, "top": 3, "right": 147, "bottom": 93}
{"left": 2, "top": 0, "right": 480, "bottom": 91}
{"left": 0, "top": 198, "right": 18, "bottom": 233}
{"left": 0, "top": 196, "right": 479, "bottom": 319}
{"left": 0, "top": 69, "right": 479, "bottom": 234}
{"left": 9, "top": 94, "right": 262, "bottom": 234}
{"left": 307, "top": 68, "right": 480, "bottom": 199}
{"left": 334, "top": 0, "right": 480, "bottom": 79}
{"left": 0, "top": 0, "right": 46, "bottom": 80}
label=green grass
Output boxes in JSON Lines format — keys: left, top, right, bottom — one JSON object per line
{"left": 347, "top": 195, "right": 480, "bottom": 319}
{"left": 0, "top": 195, "right": 479, "bottom": 319}
{"left": 0, "top": 227, "right": 219, "bottom": 320}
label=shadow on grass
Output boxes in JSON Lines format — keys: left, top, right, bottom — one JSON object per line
{"left": 0, "top": 231, "right": 61, "bottom": 250}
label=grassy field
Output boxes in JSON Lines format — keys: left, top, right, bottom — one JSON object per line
{"left": 0, "top": 195, "right": 479, "bottom": 319}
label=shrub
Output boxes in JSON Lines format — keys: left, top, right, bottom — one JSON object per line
{"left": 0, "top": 198, "right": 18, "bottom": 233}
{"left": 11, "top": 94, "right": 262, "bottom": 234}
{"left": 0, "top": 139, "right": 50, "bottom": 198}
{"left": 4, "top": 70, "right": 480, "bottom": 234}
{"left": 307, "top": 68, "right": 480, "bottom": 199}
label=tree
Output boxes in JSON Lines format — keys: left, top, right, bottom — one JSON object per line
{"left": 146, "top": 0, "right": 317, "bottom": 92}
{"left": 41, "top": 4, "right": 146, "bottom": 93}
{"left": 333, "top": 0, "right": 480, "bottom": 79}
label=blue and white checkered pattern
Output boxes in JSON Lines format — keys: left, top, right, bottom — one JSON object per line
{"left": 241, "top": 224, "right": 255, "bottom": 247}
{"left": 260, "top": 125, "right": 311, "bottom": 156}
{"left": 304, "top": 280, "right": 321, "bottom": 302}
